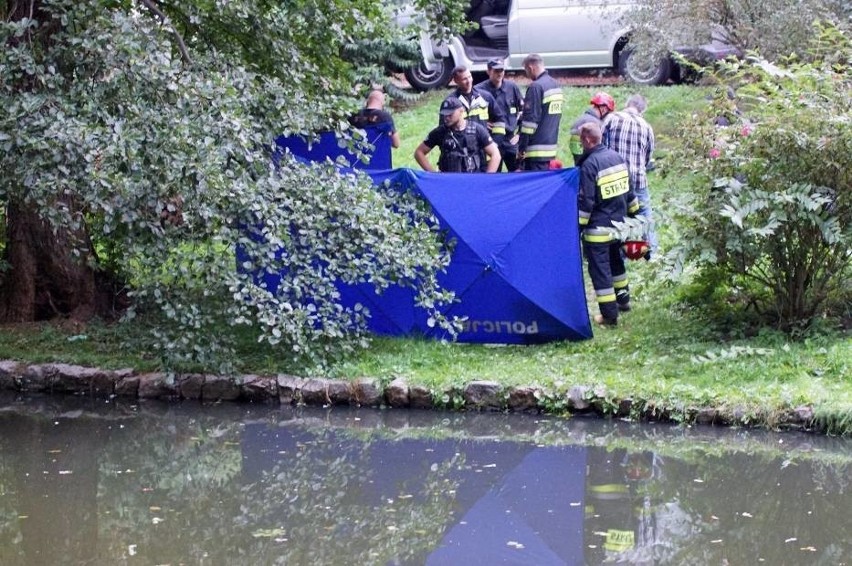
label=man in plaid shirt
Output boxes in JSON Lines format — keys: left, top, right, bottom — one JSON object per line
{"left": 604, "top": 94, "right": 656, "bottom": 258}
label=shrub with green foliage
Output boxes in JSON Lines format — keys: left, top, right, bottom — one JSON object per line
{"left": 664, "top": 22, "right": 851, "bottom": 332}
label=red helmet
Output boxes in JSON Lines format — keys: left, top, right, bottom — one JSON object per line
{"left": 623, "top": 240, "right": 650, "bottom": 260}
{"left": 590, "top": 92, "right": 615, "bottom": 112}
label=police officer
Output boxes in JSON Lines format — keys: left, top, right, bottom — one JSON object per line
{"left": 476, "top": 58, "right": 524, "bottom": 171}
{"left": 517, "top": 53, "right": 563, "bottom": 171}
{"left": 577, "top": 122, "right": 639, "bottom": 326}
{"left": 414, "top": 97, "right": 501, "bottom": 173}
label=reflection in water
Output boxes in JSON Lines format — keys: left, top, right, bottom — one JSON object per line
{"left": 0, "top": 394, "right": 849, "bottom": 565}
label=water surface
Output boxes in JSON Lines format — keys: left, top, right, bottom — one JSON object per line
{"left": 0, "top": 393, "right": 849, "bottom": 565}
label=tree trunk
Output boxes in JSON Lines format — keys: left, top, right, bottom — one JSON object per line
{"left": 0, "top": 197, "right": 121, "bottom": 323}
{"left": 1, "top": 1, "right": 125, "bottom": 324}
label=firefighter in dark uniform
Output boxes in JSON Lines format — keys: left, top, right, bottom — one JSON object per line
{"left": 577, "top": 122, "right": 639, "bottom": 326}
{"left": 476, "top": 58, "right": 524, "bottom": 171}
{"left": 518, "top": 53, "right": 563, "bottom": 171}
{"left": 414, "top": 97, "right": 501, "bottom": 173}
{"left": 442, "top": 66, "right": 507, "bottom": 166}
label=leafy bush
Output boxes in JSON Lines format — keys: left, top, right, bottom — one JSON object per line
{"left": 664, "top": 22, "right": 851, "bottom": 332}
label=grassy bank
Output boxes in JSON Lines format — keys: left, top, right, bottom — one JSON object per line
{"left": 0, "top": 84, "right": 849, "bottom": 434}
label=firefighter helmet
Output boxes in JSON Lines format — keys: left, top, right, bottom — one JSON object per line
{"left": 590, "top": 92, "right": 615, "bottom": 112}
{"left": 623, "top": 240, "right": 649, "bottom": 260}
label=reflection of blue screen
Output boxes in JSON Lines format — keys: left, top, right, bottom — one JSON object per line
{"left": 427, "top": 446, "right": 587, "bottom": 566}
{"left": 241, "top": 423, "right": 587, "bottom": 564}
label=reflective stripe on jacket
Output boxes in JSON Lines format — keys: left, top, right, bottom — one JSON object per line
{"left": 577, "top": 144, "right": 639, "bottom": 242}
{"left": 518, "top": 71, "right": 563, "bottom": 162}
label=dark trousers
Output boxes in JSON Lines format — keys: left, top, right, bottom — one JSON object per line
{"left": 583, "top": 240, "right": 630, "bottom": 322}
{"left": 521, "top": 159, "right": 550, "bottom": 171}
{"left": 500, "top": 149, "right": 519, "bottom": 172}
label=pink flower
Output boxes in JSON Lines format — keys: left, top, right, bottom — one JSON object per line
{"left": 740, "top": 125, "right": 752, "bottom": 137}
{"left": 709, "top": 147, "right": 721, "bottom": 159}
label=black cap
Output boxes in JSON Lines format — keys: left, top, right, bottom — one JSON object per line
{"left": 487, "top": 58, "right": 505, "bottom": 70}
{"left": 439, "top": 97, "right": 464, "bottom": 116}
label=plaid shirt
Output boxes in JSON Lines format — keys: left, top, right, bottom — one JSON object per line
{"left": 604, "top": 109, "right": 655, "bottom": 190}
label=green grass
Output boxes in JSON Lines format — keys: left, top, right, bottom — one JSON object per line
{"left": 1, "top": 84, "right": 849, "bottom": 434}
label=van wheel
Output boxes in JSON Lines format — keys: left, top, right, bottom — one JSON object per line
{"left": 404, "top": 57, "right": 454, "bottom": 91}
{"left": 618, "top": 49, "right": 671, "bottom": 85}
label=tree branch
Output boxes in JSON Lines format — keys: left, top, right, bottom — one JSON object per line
{"left": 138, "top": 0, "right": 193, "bottom": 66}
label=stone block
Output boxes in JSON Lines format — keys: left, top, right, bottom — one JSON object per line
{"left": 327, "top": 380, "right": 352, "bottom": 405}
{"left": 463, "top": 380, "right": 503, "bottom": 410}
{"left": 20, "top": 364, "right": 55, "bottom": 392}
{"left": 240, "top": 375, "right": 278, "bottom": 403}
{"left": 277, "top": 375, "right": 306, "bottom": 405}
{"left": 409, "top": 385, "right": 433, "bottom": 409}
{"left": 694, "top": 407, "right": 720, "bottom": 425}
{"left": 52, "top": 363, "right": 101, "bottom": 394}
{"left": 202, "top": 375, "right": 240, "bottom": 401}
{"left": 0, "top": 360, "right": 23, "bottom": 391}
{"left": 301, "top": 378, "right": 331, "bottom": 406}
{"left": 115, "top": 375, "right": 140, "bottom": 397}
{"left": 351, "top": 377, "right": 382, "bottom": 407}
{"left": 385, "top": 378, "right": 410, "bottom": 408}
{"left": 507, "top": 386, "right": 540, "bottom": 412}
{"left": 137, "top": 373, "right": 178, "bottom": 399}
{"left": 178, "top": 374, "right": 206, "bottom": 400}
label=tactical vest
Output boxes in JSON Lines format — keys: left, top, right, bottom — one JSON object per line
{"left": 438, "top": 123, "right": 483, "bottom": 173}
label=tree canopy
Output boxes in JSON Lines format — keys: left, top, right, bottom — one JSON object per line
{"left": 625, "top": 0, "right": 851, "bottom": 63}
{"left": 0, "top": 0, "right": 463, "bottom": 371}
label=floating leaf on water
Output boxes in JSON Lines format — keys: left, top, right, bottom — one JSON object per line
{"left": 252, "top": 528, "right": 286, "bottom": 538}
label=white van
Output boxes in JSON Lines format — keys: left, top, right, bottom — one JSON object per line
{"left": 400, "top": 0, "right": 734, "bottom": 90}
